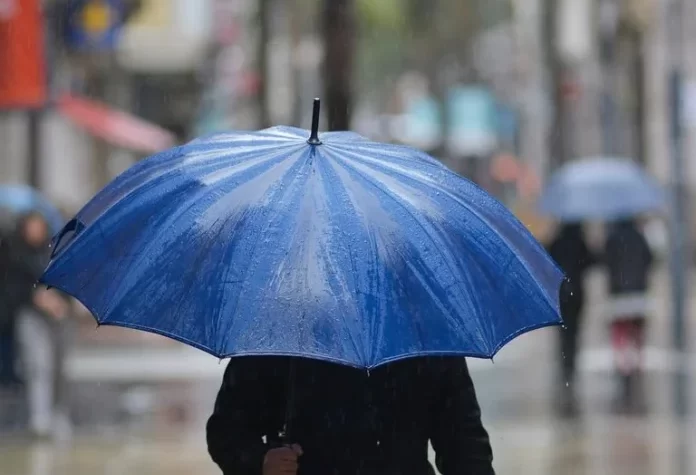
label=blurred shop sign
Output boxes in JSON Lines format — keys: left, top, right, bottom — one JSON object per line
{"left": 0, "top": 0, "right": 47, "bottom": 109}
{"left": 446, "top": 86, "right": 498, "bottom": 158}
{"left": 117, "top": 0, "right": 212, "bottom": 73}
{"left": 63, "top": 0, "right": 125, "bottom": 51}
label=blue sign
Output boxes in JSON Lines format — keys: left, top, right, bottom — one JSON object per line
{"left": 64, "top": 0, "right": 125, "bottom": 51}
{"left": 446, "top": 85, "right": 498, "bottom": 157}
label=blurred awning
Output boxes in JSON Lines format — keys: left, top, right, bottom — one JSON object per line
{"left": 56, "top": 93, "right": 176, "bottom": 154}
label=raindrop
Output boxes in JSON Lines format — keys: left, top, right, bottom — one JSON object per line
{"left": 565, "top": 382, "right": 570, "bottom": 387}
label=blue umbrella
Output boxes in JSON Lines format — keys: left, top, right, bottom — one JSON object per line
{"left": 42, "top": 100, "right": 562, "bottom": 369}
{"left": 0, "top": 184, "right": 64, "bottom": 233}
{"left": 538, "top": 157, "right": 666, "bottom": 221}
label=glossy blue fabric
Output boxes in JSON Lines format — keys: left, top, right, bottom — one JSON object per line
{"left": 42, "top": 126, "right": 562, "bottom": 369}
{"left": 538, "top": 157, "right": 666, "bottom": 221}
{"left": 0, "top": 184, "right": 64, "bottom": 233}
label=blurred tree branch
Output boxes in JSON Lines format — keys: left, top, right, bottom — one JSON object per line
{"left": 323, "top": 0, "right": 356, "bottom": 130}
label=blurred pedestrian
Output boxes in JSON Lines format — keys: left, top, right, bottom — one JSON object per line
{"left": 604, "top": 218, "right": 654, "bottom": 409}
{"left": 207, "top": 357, "right": 494, "bottom": 475}
{"left": 0, "top": 228, "right": 23, "bottom": 388}
{"left": 546, "top": 223, "right": 597, "bottom": 415}
{"left": 8, "top": 212, "right": 70, "bottom": 438}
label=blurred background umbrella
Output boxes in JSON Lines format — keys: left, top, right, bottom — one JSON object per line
{"left": 42, "top": 101, "right": 562, "bottom": 369}
{"left": 538, "top": 157, "right": 666, "bottom": 222}
{"left": 0, "top": 184, "right": 64, "bottom": 233}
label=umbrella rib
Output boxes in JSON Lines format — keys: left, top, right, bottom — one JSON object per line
{"left": 214, "top": 148, "right": 311, "bottom": 355}
{"left": 329, "top": 148, "right": 479, "bottom": 295}
{"left": 88, "top": 148, "right": 301, "bottom": 319}
{"left": 82, "top": 143, "right": 289, "bottom": 228}
{"left": 325, "top": 148, "right": 476, "bottom": 349}
{"left": 99, "top": 185, "right": 233, "bottom": 319}
{"left": 334, "top": 145, "right": 559, "bottom": 314}
{"left": 314, "top": 157, "right": 371, "bottom": 364}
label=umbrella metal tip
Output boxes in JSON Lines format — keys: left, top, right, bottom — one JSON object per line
{"left": 308, "top": 98, "right": 322, "bottom": 145}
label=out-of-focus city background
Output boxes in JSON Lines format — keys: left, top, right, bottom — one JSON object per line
{"left": 0, "top": 0, "right": 694, "bottom": 473}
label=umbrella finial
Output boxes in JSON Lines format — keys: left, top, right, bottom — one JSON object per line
{"left": 307, "top": 98, "right": 322, "bottom": 145}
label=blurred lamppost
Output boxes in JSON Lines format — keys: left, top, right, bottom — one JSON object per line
{"left": 667, "top": 0, "right": 689, "bottom": 416}
{"left": 620, "top": 0, "right": 653, "bottom": 164}
{"left": 546, "top": 0, "right": 593, "bottom": 169}
{"left": 599, "top": 0, "right": 653, "bottom": 161}
{"left": 257, "top": 0, "right": 271, "bottom": 128}
{"left": 598, "top": 0, "right": 620, "bottom": 156}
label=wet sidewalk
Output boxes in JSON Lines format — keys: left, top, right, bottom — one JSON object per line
{"left": 2, "top": 368, "right": 695, "bottom": 475}
{"left": 1, "top": 265, "right": 694, "bottom": 473}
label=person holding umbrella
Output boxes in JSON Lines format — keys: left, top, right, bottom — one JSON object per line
{"left": 39, "top": 100, "right": 564, "bottom": 474}
{"left": 207, "top": 356, "right": 493, "bottom": 475}
{"left": 604, "top": 218, "right": 654, "bottom": 410}
{"left": 546, "top": 223, "right": 597, "bottom": 415}
{"left": 538, "top": 157, "right": 664, "bottom": 412}
{"left": 9, "top": 212, "right": 69, "bottom": 438}
{"left": 0, "top": 226, "right": 23, "bottom": 389}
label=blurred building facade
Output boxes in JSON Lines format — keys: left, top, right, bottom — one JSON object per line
{"left": 1, "top": 0, "right": 695, "bottom": 227}
{"left": 0, "top": 0, "right": 213, "bottom": 212}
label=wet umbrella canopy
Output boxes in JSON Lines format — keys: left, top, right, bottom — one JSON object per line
{"left": 538, "top": 157, "right": 666, "bottom": 221}
{"left": 42, "top": 100, "right": 562, "bottom": 369}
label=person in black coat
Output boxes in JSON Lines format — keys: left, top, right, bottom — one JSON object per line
{"left": 605, "top": 219, "right": 653, "bottom": 297}
{"left": 546, "top": 223, "right": 597, "bottom": 414}
{"left": 604, "top": 219, "right": 654, "bottom": 407}
{"left": 9, "top": 212, "right": 69, "bottom": 437}
{"left": 207, "top": 356, "right": 494, "bottom": 475}
{"left": 0, "top": 229, "right": 22, "bottom": 387}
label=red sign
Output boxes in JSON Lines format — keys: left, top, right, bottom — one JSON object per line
{"left": 0, "top": 0, "right": 47, "bottom": 109}
{"left": 57, "top": 93, "right": 177, "bottom": 153}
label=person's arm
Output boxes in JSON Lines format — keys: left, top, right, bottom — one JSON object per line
{"left": 430, "top": 359, "right": 495, "bottom": 475}
{"left": 33, "top": 287, "right": 69, "bottom": 320}
{"left": 207, "top": 360, "right": 279, "bottom": 475}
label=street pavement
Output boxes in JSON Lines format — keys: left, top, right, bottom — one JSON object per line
{"left": 0, "top": 265, "right": 694, "bottom": 474}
